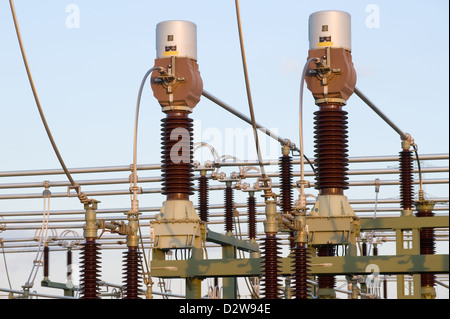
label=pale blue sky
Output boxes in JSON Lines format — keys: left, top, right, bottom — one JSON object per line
{"left": 0, "top": 1, "right": 448, "bottom": 298}
{"left": 1, "top": 1, "right": 448, "bottom": 171}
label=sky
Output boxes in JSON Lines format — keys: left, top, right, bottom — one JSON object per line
{"left": 0, "top": 0, "right": 448, "bottom": 299}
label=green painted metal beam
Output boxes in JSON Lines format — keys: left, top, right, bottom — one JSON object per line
{"left": 206, "top": 229, "right": 259, "bottom": 252}
{"left": 151, "top": 254, "right": 449, "bottom": 278}
{"left": 359, "top": 216, "right": 449, "bottom": 230}
{"left": 41, "top": 279, "right": 76, "bottom": 297}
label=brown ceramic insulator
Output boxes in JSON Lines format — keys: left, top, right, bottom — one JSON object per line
{"left": 373, "top": 246, "right": 378, "bottom": 256}
{"left": 67, "top": 249, "right": 72, "bottom": 280}
{"left": 420, "top": 255, "right": 435, "bottom": 287}
{"left": 317, "top": 245, "right": 335, "bottom": 290}
{"left": 247, "top": 194, "right": 256, "bottom": 240}
{"left": 261, "top": 233, "right": 282, "bottom": 299}
{"left": 416, "top": 207, "right": 436, "bottom": 287}
{"left": 122, "top": 247, "right": 143, "bottom": 299}
{"left": 292, "top": 243, "right": 311, "bottom": 299}
{"left": 79, "top": 238, "right": 101, "bottom": 299}
{"left": 198, "top": 175, "right": 209, "bottom": 222}
{"left": 419, "top": 227, "right": 436, "bottom": 255}
{"left": 43, "top": 245, "right": 49, "bottom": 278}
{"left": 279, "top": 153, "right": 295, "bottom": 249}
{"left": 399, "top": 150, "right": 414, "bottom": 211}
{"left": 313, "top": 105, "right": 349, "bottom": 194}
{"left": 279, "top": 154, "right": 293, "bottom": 214}
{"left": 362, "top": 241, "right": 367, "bottom": 256}
{"left": 225, "top": 184, "right": 234, "bottom": 233}
{"left": 161, "top": 111, "right": 194, "bottom": 200}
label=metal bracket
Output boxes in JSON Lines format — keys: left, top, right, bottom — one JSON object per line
{"left": 255, "top": 177, "right": 272, "bottom": 191}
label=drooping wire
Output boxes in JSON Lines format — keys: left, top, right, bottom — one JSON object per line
{"left": 130, "top": 66, "right": 165, "bottom": 296}
{"left": 130, "top": 66, "right": 165, "bottom": 212}
{"left": 234, "top": 0, "right": 269, "bottom": 188}
{"left": 298, "top": 57, "right": 320, "bottom": 208}
{"left": 412, "top": 143, "right": 424, "bottom": 200}
{"left": 8, "top": 0, "right": 86, "bottom": 202}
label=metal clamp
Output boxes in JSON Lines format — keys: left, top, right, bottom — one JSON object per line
{"left": 255, "top": 177, "right": 272, "bottom": 191}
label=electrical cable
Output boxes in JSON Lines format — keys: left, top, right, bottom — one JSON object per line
{"left": 412, "top": 144, "right": 424, "bottom": 200}
{"left": 130, "top": 66, "right": 165, "bottom": 213}
{"left": 8, "top": 0, "right": 85, "bottom": 202}
{"left": 234, "top": 0, "right": 268, "bottom": 188}
{"left": 129, "top": 66, "right": 164, "bottom": 296}
{"left": 298, "top": 57, "right": 320, "bottom": 208}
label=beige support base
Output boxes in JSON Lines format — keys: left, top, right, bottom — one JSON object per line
{"left": 151, "top": 200, "right": 205, "bottom": 250}
{"left": 311, "top": 194, "right": 355, "bottom": 217}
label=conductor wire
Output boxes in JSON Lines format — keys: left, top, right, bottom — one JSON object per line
{"left": 9, "top": 0, "right": 83, "bottom": 201}
{"left": 298, "top": 57, "right": 320, "bottom": 208}
{"left": 234, "top": 0, "right": 268, "bottom": 188}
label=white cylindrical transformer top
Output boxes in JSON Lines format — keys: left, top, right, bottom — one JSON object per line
{"left": 156, "top": 20, "right": 197, "bottom": 60}
{"left": 309, "top": 10, "right": 351, "bottom": 51}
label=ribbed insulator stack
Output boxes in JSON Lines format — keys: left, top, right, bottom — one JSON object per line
{"left": 317, "top": 245, "right": 335, "bottom": 291}
{"left": 198, "top": 174, "right": 209, "bottom": 222}
{"left": 122, "top": 247, "right": 143, "bottom": 299}
{"left": 416, "top": 203, "right": 436, "bottom": 288}
{"left": 247, "top": 193, "right": 256, "bottom": 240}
{"left": 43, "top": 245, "right": 49, "bottom": 278}
{"left": 279, "top": 152, "right": 295, "bottom": 248}
{"left": 399, "top": 150, "right": 414, "bottom": 211}
{"left": 80, "top": 238, "right": 101, "bottom": 299}
{"left": 261, "top": 233, "right": 282, "bottom": 299}
{"left": 67, "top": 249, "right": 72, "bottom": 280}
{"left": 292, "top": 243, "right": 311, "bottom": 299}
{"left": 279, "top": 153, "right": 293, "bottom": 214}
{"left": 313, "top": 105, "right": 349, "bottom": 194}
{"left": 225, "top": 183, "right": 234, "bottom": 233}
{"left": 161, "top": 111, "right": 194, "bottom": 200}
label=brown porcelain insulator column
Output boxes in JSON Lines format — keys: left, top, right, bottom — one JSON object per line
{"left": 261, "top": 233, "right": 282, "bottom": 299}
{"left": 415, "top": 200, "right": 436, "bottom": 298}
{"left": 80, "top": 238, "right": 101, "bottom": 299}
{"left": 279, "top": 147, "right": 293, "bottom": 214}
{"left": 161, "top": 110, "right": 194, "bottom": 201}
{"left": 279, "top": 145, "right": 296, "bottom": 248}
{"left": 67, "top": 248, "right": 72, "bottom": 281}
{"left": 122, "top": 246, "right": 143, "bottom": 299}
{"left": 313, "top": 103, "right": 349, "bottom": 195}
{"left": 292, "top": 242, "right": 311, "bottom": 299}
{"left": 43, "top": 244, "right": 49, "bottom": 279}
{"left": 399, "top": 146, "right": 414, "bottom": 213}
{"left": 247, "top": 192, "right": 256, "bottom": 240}
{"left": 224, "top": 182, "right": 234, "bottom": 233}
{"left": 198, "top": 171, "right": 209, "bottom": 222}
